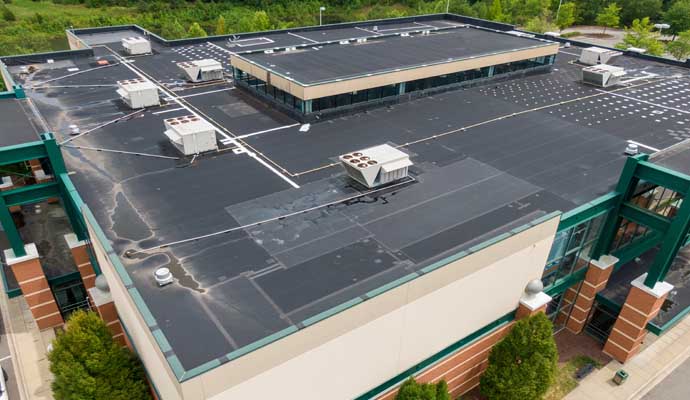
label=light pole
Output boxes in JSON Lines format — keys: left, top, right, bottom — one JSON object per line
{"left": 319, "top": 6, "right": 326, "bottom": 26}
{"left": 555, "top": 0, "right": 563, "bottom": 21}
{"left": 446, "top": 0, "right": 450, "bottom": 13}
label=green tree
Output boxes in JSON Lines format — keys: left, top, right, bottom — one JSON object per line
{"left": 187, "top": 22, "right": 208, "bottom": 38}
{"left": 616, "top": 17, "right": 665, "bottom": 56}
{"left": 487, "top": 0, "right": 505, "bottom": 22}
{"left": 161, "top": 18, "right": 186, "bottom": 39}
{"left": 525, "top": 11, "right": 557, "bottom": 33}
{"left": 48, "top": 311, "right": 150, "bottom": 400}
{"left": 251, "top": 10, "right": 271, "bottom": 31}
{"left": 480, "top": 313, "right": 558, "bottom": 400}
{"left": 664, "top": 0, "right": 690, "bottom": 40}
{"left": 215, "top": 15, "right": 227, "bottom": 36}
{"left": 595, "top": 3, "right": 621, "bottom": 34}
{"left": 618, "top": 0, "right": 662, "bottom": 26}
{"left": 556, "top": 3, "right": 577, "bottom": 31}
{"left": 667, "top": 30, "right": 690, "bottom": 60}
{"left": 1, "top": 5, "right": 15, "bottom": 21}
{"left": 395, "top": 377, "right": 451, "bottom": 400}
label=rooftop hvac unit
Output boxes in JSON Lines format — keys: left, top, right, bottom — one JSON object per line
{"left": 121, "top": 37, "right": 151, "bottom": 55}
{"left": 177, "top": 59, "right": 223, "bottom": 83}
{"left": 116, "top": 78, "right": 160, "bottom": 109}
{"left": 339, "top": 144, "right": 412, "bottom": 189}
{"left": 163, "top": 115, "right": 218, "bottom": 156}
{"left": 579, "top": 47, "right": 622, "bottom": 65}
{"left": 581, "top": 64, "right": 626, "bottom": 88}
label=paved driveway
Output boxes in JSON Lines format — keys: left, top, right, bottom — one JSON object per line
{"left": 642, "top": 356, "right": 690, "bottom": 400}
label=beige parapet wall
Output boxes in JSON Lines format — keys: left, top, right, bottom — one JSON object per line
{"left": 85, "top": 217, "right": 184, "bottom": 400}
{"left": 231, "top": 43, "right": 559, "bottom": 101}
{"left": 175, "top": 215, "right": 560, "bottom": 400}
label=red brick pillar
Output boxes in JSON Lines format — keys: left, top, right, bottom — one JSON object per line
{"left": 0, "top": 177, "right": 22, "bottom": 213}
{"left": 88, "top": 276, "right": 126, "bottom": 346}
{"left": 516, "top": 280, "right": 552, "bottom": 319}
{"left": 603, "top": 274, "right": 673, "bottom": 363}
{"left": 65, "top": 233, "right": 97, "bottom": 290}
{"left": 565, "top": 255, "right": 618, "bottom": 334}
{"left": 4, "top": 244, "right": 64, "bottom": 330}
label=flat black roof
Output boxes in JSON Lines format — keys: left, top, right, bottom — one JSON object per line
{"left": 5, "top": 16, "right": 690, "bottom": 376}
{"left": 0, "top": 99, "right": 42, "bottom": 147}
{"left": 238, "top": 26, "right": 553, "bottom": 85}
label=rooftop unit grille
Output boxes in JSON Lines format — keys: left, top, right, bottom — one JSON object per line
{"left": 177, "top": 59, "right": 223, "bottom": 83}
{"left": 339, "top": 144, "right": 412, "bottom": 188}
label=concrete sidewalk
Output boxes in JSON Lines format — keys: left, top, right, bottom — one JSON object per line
{"left": 565, "top": 314, "right": 690, "bottom": 400}
{"left": 0, "top": 291, "right": 55, "bottom": 400}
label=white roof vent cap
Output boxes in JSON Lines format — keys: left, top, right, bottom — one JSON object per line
{"left": 625, "top": 143, "right": 639, "bottom": 156}
{"left": 154, "top": 267, "right": 174, "bottom": 286}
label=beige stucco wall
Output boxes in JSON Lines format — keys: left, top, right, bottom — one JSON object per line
{"left": 177, "top": 215, "right": 559, "bottom": 400}
{"left": 231, "top": 43, "right": 558, "bottom": 101}
{"left": 84, "top": 215, "right": 183, "bottom": 400}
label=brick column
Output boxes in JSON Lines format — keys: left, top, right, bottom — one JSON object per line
{"left": 88, "top": 276, "right": 126, "bottom": 346}
{"left": 0, "top": 177, "right": 22, "bottom": 213}
{"left": 603, "top": 273, "right": 673, "bottom": 363}
{"left": 64, "top": 233, "right": 97, "bottom": 290}
{"left": 4, "top": 244, "right": 64, "bottom": 330}
{"left": 516, "top": 280, "right": 552, "bottom": 319}
{"left": 565, "top": 255, "right": 618, "bottom": 334}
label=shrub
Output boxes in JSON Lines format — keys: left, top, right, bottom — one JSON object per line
{"left": 480, "top": 313, "right": 558, "bottom": 400}
{"left": 48, "top": 310, "right": 151, "bottom": 400}
{"left": 395, "top": 377, "right": 451, "bottom": 400}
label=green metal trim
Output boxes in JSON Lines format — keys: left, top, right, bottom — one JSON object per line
{"left": 544, "top": 268, "right": 587, "bottom": 296}
{"left": 302, "top": 298, "right": 363, "bottom": 327}
{"left": 636, "top": 161, "right": 690, "bottom": 195}
{"left": 558, "top": 192, "right": 618, "bottom": 231}
{"left": 152, "top": 329, "right": 172, "bottom": 353}
{"left": 182, "top": 359, "right": 221, "bottom": 381}
{"left": 619, "top": 203, "right": 670, "bottom": 233}
{"left": 225, "top": 326, "right": 299, "bottom": 364}
{"left": 166, "top": 355, "right": 186, "bottom": 381}
{"left": 365, "top": 273, "right": 418, "bottom": 298}
{"left": 647, "top": 303, "right": 690, "bottom": 335}
{"left": 0, "top": 140, "right": 47, "bottom": 166}
{"left": 127, "top": 288, "right": 157, "bottom": 327}
{"left": 47, "top": 271, "right": 81, "bottom": 286}
{"left": 354, "top": 311, "right": 516, "bottom": 400}
{"left": 1, "top": 181, "right": 59, "bottom": 207}
{"left": 594, "top": 292, "right": 622, "bottom": 314}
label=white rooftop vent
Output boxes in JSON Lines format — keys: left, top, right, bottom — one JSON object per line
{"left": 544, "top": 31, "right": 561, "bottom": 37}
{"left": 163, "top": 115, "right": 218, "bottom": 156}
{"left": 401, "top": 32, "right": 411, "bottom": 37}
{"left": 625, "top": 143, "right": 639, "bottom": 156}
{"left": 121, "top": 36, "right": 151, "bottom": 55}
{"left": 356, "top": 38, "right": 367, "bottom": 43}
{"left": 177, "top": 59, "right": 223, "bottom": 83}
{"left": 339, "top": 40, "right": 350, "bottom": 45}
{"left": 116, "top": 78, "right": 160, "bottom": 109}
{"left": 284, "top": 46, "right": 297, "bottom": 52}
{"left": 507, "top": 30, "right": 535, "bottom": 38}
{"left": 422, "top": 30, "right": 431, "bottom": 36}
{"left": 264, "top": 49, "right": 274, "bottom": 54}
{"left": 581, "top": 64, "right": 626, "bottom": 88}
{"left": 339, "top": 144, "right": 412, "bottom": 189}
{"left": 626, "top": 47, "right": 647, "bottom": 54}
{"left": 68, "top": 124, "right": 80, "bottom": 136}
{"left": 579, "top": 47, "right": 622, "bottom": 65}
{"left": 154, "top": 267, "right": 173, "bottom": 286}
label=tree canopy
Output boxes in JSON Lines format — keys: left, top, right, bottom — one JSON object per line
{"left": 616, "top": 17, "right": 666, "bottom": 55}
{"left": 187, "top": 21, "right": 208, "bottom": 38}
{"left": 395, "top": 377, "right": 450, "bottom": 400}
{"left": 667, "top": 30, "right": 690, "bottom": 60}
{"left": 480, "top": 313, "right": 558, "bottom": 400}
{"left": 664, "top": 0, "right": 690, "bottom": 39}
{"left": 596, "top": 3, "right": 621, "bottom": 34}
{"left": 555, "top": 3, "right": 577, "bottom": 31}
{"left": 48, "top": 310, "right": 150, "bottom": 400}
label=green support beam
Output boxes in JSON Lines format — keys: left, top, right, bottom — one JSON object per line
{"left": 619, "top": 203, "right": 671, "bottom": 234}
{"left": 636, "top": 161, "right": 690, "bottom": 195}
{"left": 644, "top": 199, "right": 690, "bottom": 287}
{"left": 0, "top": 140, "right": 47, "bottom": 167}
{"left": 0, "top": 193, "right": 25, "bottom": 256}
{"left": 1, "top": 181, "right": 59, "bottom": 207}
{"left": 592, "top": 155, "right": 647, "bottom": 259}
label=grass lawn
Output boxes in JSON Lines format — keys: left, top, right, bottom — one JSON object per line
{"left": 6, "top": 0, "right": 131, "bottom": 20}
{"left": 544, "top": 356, "right": 602, "bottom": 400}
